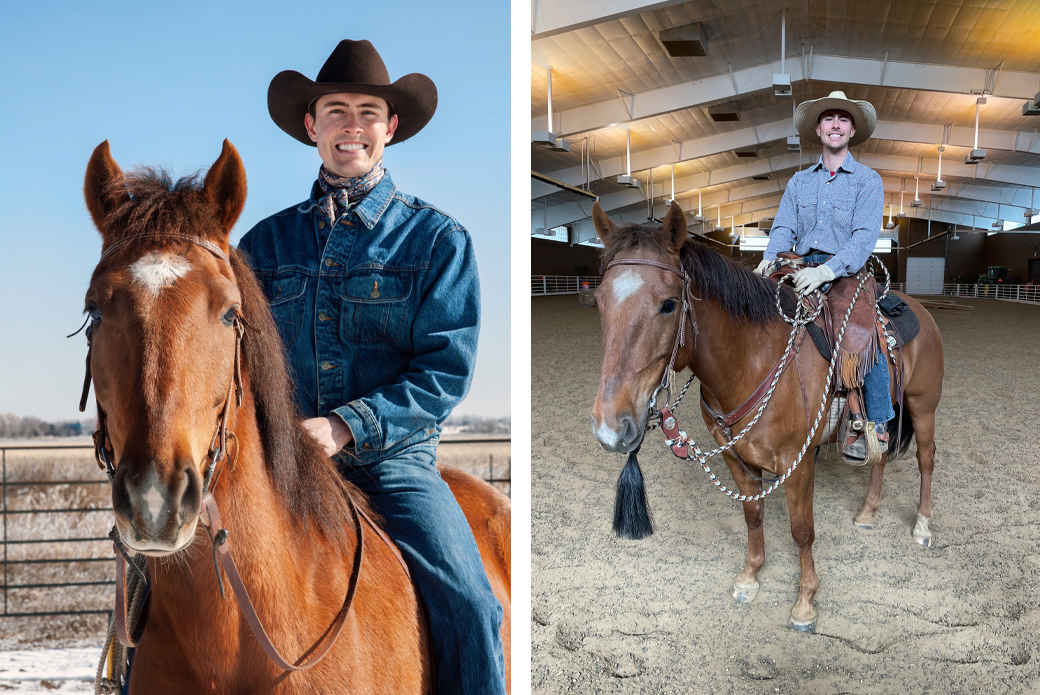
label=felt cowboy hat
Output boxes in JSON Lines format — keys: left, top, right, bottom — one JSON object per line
{"left": 268, "top": 39, "right": 438, "bottom": 146}
{"left": 794, "top": 90, "right": 876, "bottom": 147}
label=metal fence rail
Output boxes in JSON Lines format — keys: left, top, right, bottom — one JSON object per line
{"left": 531, "top": 275, "right": 603, "bottom": 296}
{"left": 2, "top": 440, "right": 510, "bottom": 620}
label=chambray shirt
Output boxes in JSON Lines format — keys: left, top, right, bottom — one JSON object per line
{"left": 764, "top": 153, "right": 884, "bottom": 277}
{"left": 237, "top": 172, "right": 480, "bottom": 464}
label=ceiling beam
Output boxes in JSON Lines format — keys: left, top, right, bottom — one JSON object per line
{"left": 532, "top": 54, "right": 1040, "bottom": 136}
{"left": 531, "top": 0, "right": 688, "bottom": 40}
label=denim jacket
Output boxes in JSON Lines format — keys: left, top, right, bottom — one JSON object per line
{"left": 237, "top": 171, "right": 480, "bottom": 464}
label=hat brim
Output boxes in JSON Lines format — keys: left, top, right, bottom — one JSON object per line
{"left": 795, "top": 96, "right": 876, "bottom": 148}
{"left": 268, "top": 70, "right": 438, "bottom": 146}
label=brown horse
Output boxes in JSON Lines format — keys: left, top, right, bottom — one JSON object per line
{"left": 81, "top": 140, "right": 510, "bottom": 693}
{"left": 591, "top": 200, "right": 943, "bottom": 632}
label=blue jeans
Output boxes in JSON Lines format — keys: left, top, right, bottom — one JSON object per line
{"left": 804, "top": 254, "right": 893, "bottom": 425}
{"left": 338, "top": 441, "right": 506, "bottom": 695}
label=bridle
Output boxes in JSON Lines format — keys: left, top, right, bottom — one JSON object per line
{"left": 604, "top": 256, "right": 700, "bottom": 417}
{"left": 75, "top": 234, "right": 397, "bottom": 671}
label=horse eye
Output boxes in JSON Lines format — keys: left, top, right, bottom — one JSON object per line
{"left": 220, "top": 306, "right": 238, "bottom": 327}
{"left": 661, "top": 299, "right": 677, "bottom": 314}
{"left": 88, "top": 305, "right": 102, "bottom": 326}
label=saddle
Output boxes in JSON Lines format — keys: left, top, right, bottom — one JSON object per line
{"left": 767, "top": 252, "right": 910, "bottom": 465}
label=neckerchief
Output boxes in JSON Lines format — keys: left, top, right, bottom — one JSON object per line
{"left": 317, "top": 161, "right": 385, "bottom": 222}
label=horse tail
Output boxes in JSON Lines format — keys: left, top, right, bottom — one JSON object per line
{"left": 887, "top": 403, "right": 915, "bottom": 459}
{"left": 613, "top": 449, "right": 654, "bottom": 540}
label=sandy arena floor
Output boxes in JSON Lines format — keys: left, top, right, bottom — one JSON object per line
{"left": 532, "top": 293, "right": 1040, "bottom": 694}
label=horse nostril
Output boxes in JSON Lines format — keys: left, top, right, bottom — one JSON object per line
{"left": 618, "top": 415, "right": 637, "bottom": 449}
{"left": 179, "top": 462, "right": 203, "bottom": 525}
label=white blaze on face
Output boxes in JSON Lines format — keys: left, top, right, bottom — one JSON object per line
{"left": 596, "top": 421, "right": 619, "bottom": 448}
{"left": 130, "top": 252, "right": 192, "bottom": 295}
{"left": 143, "top": 483, "right": 164, "bottom": 520}
{"left": 611, "top": 268, "right": 644, "bottom": 304}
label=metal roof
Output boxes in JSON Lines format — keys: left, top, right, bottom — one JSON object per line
{"left": 531, "top": 0, "right": 1040, "bottom": 233}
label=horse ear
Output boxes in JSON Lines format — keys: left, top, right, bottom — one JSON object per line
{"left": 202, "top": 139, "right": 247, "bottom": 241}
{"left": 592, "top": 201, "right": 616, "bottom": 246}
{"left": 84, "top": 141, "right": 127, "bottom": 237}
{"left": 662, "top": 200, "right": 688, "bottom": 252}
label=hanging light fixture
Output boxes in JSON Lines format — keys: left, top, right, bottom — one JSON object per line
{"left": 532, "top": 66, "right": 570, "bottom": 151}
{"left": 964, "top": 97, "right": 986, "bottom": 164}
{"left": 617, "top": 129, "right": 639, "bottom": 188}
{"left": 932, "top": 144, "right": 946, "bottom": 191}
{"left": 693, "top": 189, "right": 705, "bottom": 222}
{"left": 713, "top": 205, "right": 724, "bottom": 233}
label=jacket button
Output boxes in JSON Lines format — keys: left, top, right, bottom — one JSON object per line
{"left": 324, "top": 258, "right": 334, "bottom": 267}
{"left": 320, "top": 361, "right": 333, "bottom": 370}
{"left": 362, "top": 443, "right": 371, "bottom": 450}
{"left": 318, "top": 313, "right": 329, "bottom": 321}
{"left": 318, "top": 220, "right": 326, "bottom": 229}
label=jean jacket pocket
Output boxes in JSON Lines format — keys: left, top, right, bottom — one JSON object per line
{"left": 264, "top": 273, "right": 307, "bottom": 349}
{"left": 339, "top": 269, "right": 413, "bottom": 343}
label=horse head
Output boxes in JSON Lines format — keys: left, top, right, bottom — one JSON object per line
{"left": 591, "top": 200, "right": 692, "bottom": 454}
{"left": 82, "top": 140, "right": 247, "bottom": 556}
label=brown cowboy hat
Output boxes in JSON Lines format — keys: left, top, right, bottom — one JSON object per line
{"left": 268, "top": 39, "right": 437, "bottom": 147}
{"left": 794, "top": 90, "right": 876, "bottom": 147}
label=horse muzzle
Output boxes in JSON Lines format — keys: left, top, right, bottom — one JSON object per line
{"left": 111, "top": 461, "right": 204, "bottom": 556}
{"left": 591, "top": 412, "right": 646, "bottom": 454}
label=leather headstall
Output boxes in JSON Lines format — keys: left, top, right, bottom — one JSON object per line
{"left": 604, "top": 257, "right": 700, "bottom": 413}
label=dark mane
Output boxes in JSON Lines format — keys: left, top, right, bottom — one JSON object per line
{"left": 601, "top": 221, "right": 797, "bottom": 324}
{"left": 106, "top": 168, "right": 365, "bottom": 548}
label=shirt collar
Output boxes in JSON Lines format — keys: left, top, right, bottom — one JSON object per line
{"left": 812, "top": 151, "right": 857, "bottom": 173}
{"left": 307, "top": 170, "right": 397, "bottom": 229}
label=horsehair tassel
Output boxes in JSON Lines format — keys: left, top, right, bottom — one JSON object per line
{"left": 613, "top": 447, "right": 654, "bottom": 540}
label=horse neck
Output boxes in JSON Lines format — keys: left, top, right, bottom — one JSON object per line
{"left": 143, "top": 379, "right": 357, "bottom": 672}
{"left": 678, "top": 288, "right": 792, "bottom": 411}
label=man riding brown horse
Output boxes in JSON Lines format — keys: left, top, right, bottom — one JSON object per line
{"left": 754, "top": 91, "right": 891, "bottom": 461}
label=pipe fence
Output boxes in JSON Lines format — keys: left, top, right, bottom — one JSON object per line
{"left": 1, "top": 439, "right": 510, "bottom": 620}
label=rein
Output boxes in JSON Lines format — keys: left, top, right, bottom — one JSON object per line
{"left": 77, "top": 235, "right": 392, "bottom": 672}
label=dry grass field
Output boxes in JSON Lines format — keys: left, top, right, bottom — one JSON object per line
{"left": 0, "top": 436, "right": 509, "bottom": 650}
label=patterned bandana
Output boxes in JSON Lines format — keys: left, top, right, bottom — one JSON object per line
{"left": 316, "top": 161, "right": 385, "bottom": 222}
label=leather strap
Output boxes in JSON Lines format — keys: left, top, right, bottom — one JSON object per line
{"left": 199, "top": 492, "right": 364, "bottom": 671}
{"left": 701, "top": 327, "right": 805, "bottom": 430}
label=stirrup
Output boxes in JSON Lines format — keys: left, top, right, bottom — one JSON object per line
{"left": 841, "top": 421, "right": 887, "bottom": 466}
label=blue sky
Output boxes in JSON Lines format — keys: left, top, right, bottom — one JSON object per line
{"left": 0, "top": 0, "right": 510, "bottom": 421}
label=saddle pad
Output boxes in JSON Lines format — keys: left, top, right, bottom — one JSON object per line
{"left": 807, "top": 291, "right": 921, "bottom": 362}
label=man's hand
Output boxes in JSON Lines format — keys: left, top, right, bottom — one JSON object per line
{"left": 792, "top": 264, "right": 835, "bottom": 295}
{"left": 753, "top": 259, "right": 771, "bottom": 276}
{"left": 302, "top": 416, "right": 354, "bottom": 457}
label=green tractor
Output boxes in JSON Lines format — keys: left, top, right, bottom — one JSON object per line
{"left": 978, "top": 266, "right": 1009, "bottom": 285}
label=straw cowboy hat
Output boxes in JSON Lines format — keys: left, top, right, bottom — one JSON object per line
{"left": 794, "top": 90, "right": 876, "bottom": 147}
{"left": 268, "top": 39, "right": 438, "bottom": 146}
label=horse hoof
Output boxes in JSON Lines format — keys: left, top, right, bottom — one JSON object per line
{"left": 854, "top": 519, "right": 873, "bottom": 530}
{"left": 788, "top": 617, "right": 817, "bottom": 633}
{"left": 732, "top": 580, "right": 760, "bottom": 604}
{"left": 912, "top": 513, "right": 932, "bottom": 547}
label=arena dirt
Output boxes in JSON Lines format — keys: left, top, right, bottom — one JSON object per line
{"left": 532, "top": 294, "right": 1040, "bottom": 694}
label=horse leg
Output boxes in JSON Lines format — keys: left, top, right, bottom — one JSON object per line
{"left": 910, "top": 409, "right": 937, "bottom": 547}
{"left": 854, "top": 453, "right": 888, "bottom": 529}
{"left": 724, "top": 452, "right": 765, "bottom": 604}
{"left": 783, "top": 454, "right": 818, "bottom": 633}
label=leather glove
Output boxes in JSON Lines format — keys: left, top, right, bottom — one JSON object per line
{"left": 793, "top": 264, "right": 835, "bottom": 295}
{"left": 753, "top": 259, "right": 771, "bottom": 276}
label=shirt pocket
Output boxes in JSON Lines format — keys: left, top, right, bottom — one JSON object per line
{"left": 831, "top": 196, "right": 855, "bottom": 232}
{"left": 796, "top": 198, "right": 818, "bottom": 235}
{"left": 263, "top": 273, "right": 308, "bottom": 350}
{"left": 338, "top": 269, "right": 413, "bottom": 343}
